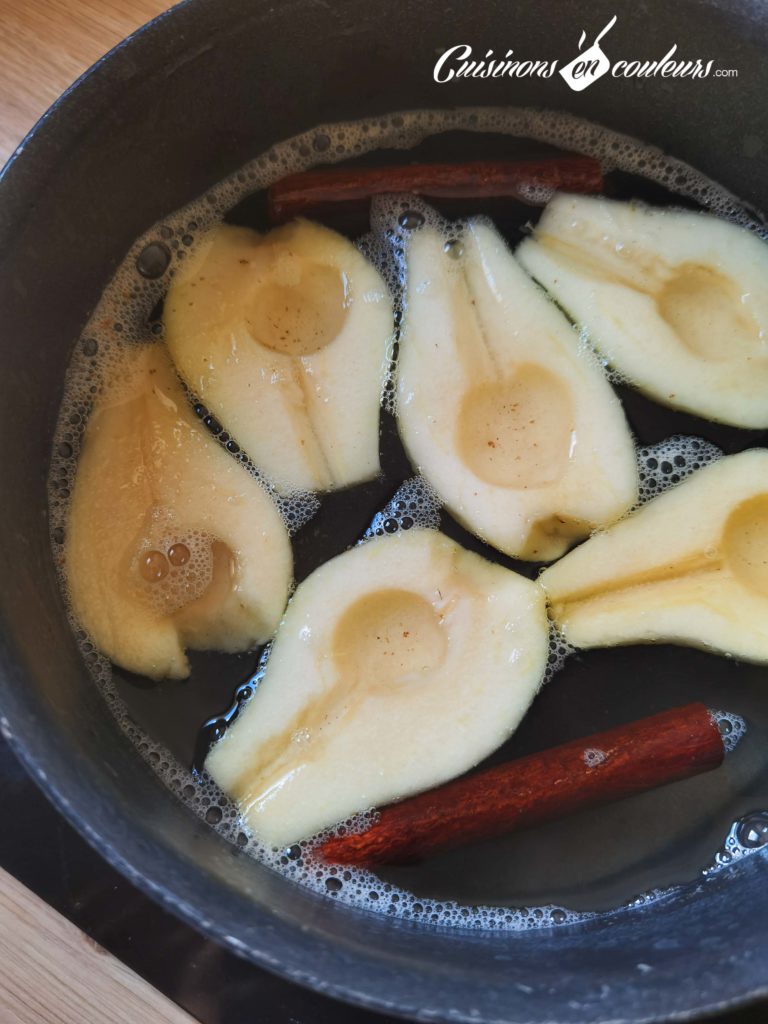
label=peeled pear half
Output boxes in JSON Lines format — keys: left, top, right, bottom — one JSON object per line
{"left": 206, "top": 528, "right": 548, "bottom": 847}
{"left": 396, "top": 221, "right": 638, "bottom": 561}
{"left": 541, "top": 450, "right": 768, "bottom": 663}
{"left": 164, "top": 220, "right": 392, "bottom": 494}
{"left": 517, "top": 195, "right": 768, "bottom": 427}
{"left": 65, "top": 344, "right": 292, "bottom": 680}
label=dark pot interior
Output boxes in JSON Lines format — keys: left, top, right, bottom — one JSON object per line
{"left": 2, "top": 1, "right": 768, "bottom": 1021}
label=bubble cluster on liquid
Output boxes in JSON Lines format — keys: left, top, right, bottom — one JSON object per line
{"left": 708, "top": 708, "right": 747, "bottom": 754}
{"left": 135, "top": 526, "right": 214, "bottom": 616}
{"left": 48, "top": 105, "right": 768, "bottom": 930}
{"left": 635, "top": 435, "right": 723, "bottom": 505}
{"left": 543, "top": 624, "right": 576, "bottom": 686}
{"left": 706, "top": 810, "right": 768, "bottom": 875}
{"left": 621, "top": 887, "right": 678, "bottom": 912}
{"left": 582, "top": 747, "right": 607, "bottom": 768}
{"left": 363, "top": 476, "right": 441, "bottom": 540}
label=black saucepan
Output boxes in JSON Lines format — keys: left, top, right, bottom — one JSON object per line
{"left": 2, "top": 1, "right": 768, "bottom": 1020}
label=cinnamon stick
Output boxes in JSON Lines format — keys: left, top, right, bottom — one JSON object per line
{"left": 318, "top": 703, "right": 725, "bottom": 866}
{"left": 267, "top": 156, "right": 604, "bottom": 223}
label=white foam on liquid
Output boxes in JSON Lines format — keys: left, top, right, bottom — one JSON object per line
{"left": 635, "top": 435, "right": 724, "bottom": 506}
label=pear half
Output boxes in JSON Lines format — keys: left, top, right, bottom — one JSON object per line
{"left": 517, "top": 195, "right": 768, "bottom": 427}
{"left": 541, "top": 449, "right": 768, "bottom": 663}
{"left": 396, "top": 221, "right": 638, "bottom": 561}
{"left": 164, "top": 220, "right": 392, "bottom": 494}
{"left": 206, "top": 528, "right": 548, "bottom": 847}
{"left": 65, "top": 344, "right": 292, "bottom": 680}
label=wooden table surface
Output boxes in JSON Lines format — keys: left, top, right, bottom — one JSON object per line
{"left": 0, "top": 866, "right": 198, "bottom": 1024}
{"left": 0, "top": 5, "right": 200, "bottom": 1020}
{"left": 0, "top": 0, "right": 173, "bottom": 165}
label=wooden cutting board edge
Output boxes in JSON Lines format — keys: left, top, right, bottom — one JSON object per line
{"left": 0, "top": 865, "right": 199, "bottom": 1024}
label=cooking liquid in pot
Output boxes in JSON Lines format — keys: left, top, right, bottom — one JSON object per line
{"left": 48, "top": 108, "right": 768, "bottom": 927}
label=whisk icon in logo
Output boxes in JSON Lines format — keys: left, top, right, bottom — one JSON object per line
{"left": 559, "top": 15, "right": 617, "bottom": 91}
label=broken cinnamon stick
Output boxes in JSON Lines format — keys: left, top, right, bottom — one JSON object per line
{"left": 267, "top": 156, "right": 604, "bottom": 223}
{"left": 318, "top": 703, "right": 727, "bottom": 866}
